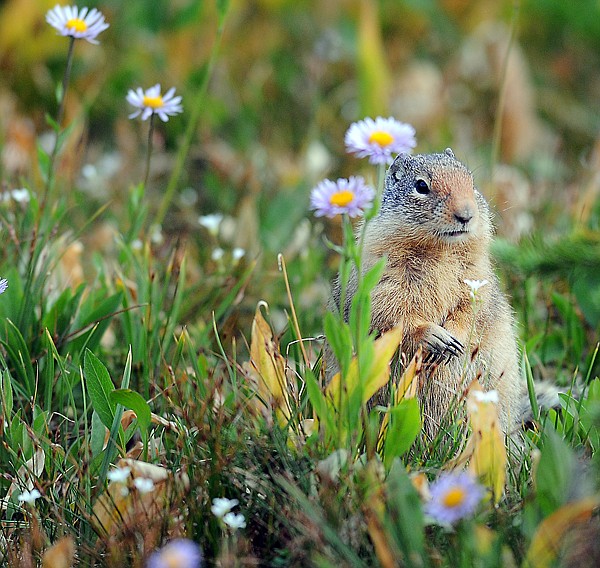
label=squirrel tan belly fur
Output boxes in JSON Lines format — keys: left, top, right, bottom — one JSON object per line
{"left": 328, "top": 149, "right": 525, "bottom": 436}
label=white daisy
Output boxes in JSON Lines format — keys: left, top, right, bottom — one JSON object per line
{"left": 46, "top": 5, "right": 110, "bottom": 45}
{"left": 126, "top": 84, "right": 183, "bottom": 122}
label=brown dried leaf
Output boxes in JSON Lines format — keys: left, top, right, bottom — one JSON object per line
{"left": 42, "top": 536, "right": 76, "bottom": 568}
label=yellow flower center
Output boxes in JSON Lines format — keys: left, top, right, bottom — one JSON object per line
{"left": 368, "top": 130, "right": 394, "bottom": 147}
{"left": 329, "top": 190, "right": 354, "bottom": 207}
{"left": 65, "top": 18, "right": 88, "bottom": 33}
{"left": 143, "top": 95, "right": 165, "bottom": 109}
{"left": 442, "top": 487, "right": 466, "bottom": 508}
{"left": 161, "top": 550, "right": 185, "bottom": 568}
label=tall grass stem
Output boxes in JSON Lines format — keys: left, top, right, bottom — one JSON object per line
{"left": 153, "top": 9, "right": 229, "bottom": 227}
{"left": 490, "top": 0, "right": 521, "bottom": 175}
{"left": 41, "top": 36, "right": 76, "bottom": 213}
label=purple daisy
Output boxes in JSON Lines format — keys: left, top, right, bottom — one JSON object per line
{"left": 146, "top": 539, "right": 203, "bottom": 568}
{"left": 424, "top": 471, "right": 485, "bottom": 525}
{"left": 310, "top": 176, "right": 375, "bottom": 218}
{"left": 344, "top": 117, "right": 417, "bottom": 165}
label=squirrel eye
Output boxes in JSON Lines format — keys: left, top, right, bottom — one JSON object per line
{"left": 414, "top": 179, "right": 430, "bottom": 194}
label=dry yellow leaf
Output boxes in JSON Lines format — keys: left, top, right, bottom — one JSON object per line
{"left": 523, "top": 495, "right": 600, "bottom": 568}
{"left": 466, "top": 382, "right": 507, "bottom": 502}
{"left": 242, "top": 301, "right": 290, "bottom": 424}
{"left": 326, "top": 326, "right": 403, "bottom": 406}
{"left": 93, "top": 459, "right": 189, "bottom": 537}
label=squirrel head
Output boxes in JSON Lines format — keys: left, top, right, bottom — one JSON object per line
{"left": 379, "top": 148, "right": 491, "bottom": 245}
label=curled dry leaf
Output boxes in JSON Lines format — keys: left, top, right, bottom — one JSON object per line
{"left": 242, "top": 301, "right": 291, "bottom": 425}
{"left": 93, "top": 458, "right": 190, "bottom": 537}
{"left": 450, "top": 380, "right": 507, "bottom": 503}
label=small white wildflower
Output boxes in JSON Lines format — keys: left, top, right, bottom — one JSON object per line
{"left": 223, "top": 512, "right": 246, "bottom": 529}
{"left": 126, "top": 84, "right": 183, "bottom": 122}
{"left": 18, "top": 489, "right": 41, "bottom": 504}
{"left": 133, "top": 477, "right": 155, "bottom": 494}
{"left": 10, "top": 188, "right": 30, "bottom": 203}
{"left": 472, "top": 390, "right": 499, "bottom": 404}
{"left": 198, "top": 213, "right": 223, "bottom": 236}
{"left": 46, "top": 4, "right": 110, "bottom": 44}
{"left": 107, "top": 466, "right": 131, "bottom": 483}
{"left": 211, "top": 247, "right": 225, "bottom": 261}
{"left": 463, "top": 279, "right": 489, "bottom": 299}
{"left": 131, "top": 239, "right": 143, "bottom": 251}
{"left": 211, "top": 497, "right": 239, "bottom": 518}
{"left": 81, "top": 164, "right": 97, "bottom": 180}
{"left": 150, "top": 224, "right": 164, "bottom": 245}
{"left": 232, "top": 247, "right": 245, "bottom": 262}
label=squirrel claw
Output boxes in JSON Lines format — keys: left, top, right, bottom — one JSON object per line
{"left": 422, "top": 326, "right": 464, "bottom": 363}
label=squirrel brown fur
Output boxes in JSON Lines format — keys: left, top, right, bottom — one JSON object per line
{"left": 327, "top": 148, "right": 526, "bottom": 436}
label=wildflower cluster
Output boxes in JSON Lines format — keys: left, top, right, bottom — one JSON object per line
{"left": 211, "top": 497, "right": 247, "bottom": 529}
{"left": 309, "top": 116, "right": 416, "bottom": 218}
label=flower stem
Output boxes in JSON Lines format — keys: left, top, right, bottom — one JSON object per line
{"left": 41, "top": 35, "right": 76, "bottom": 213}
{"left": 143, "top": 113, "right": 156, "bottom": 188}
{"left": 153, "top": 8, "right": 229, "bottom": 227}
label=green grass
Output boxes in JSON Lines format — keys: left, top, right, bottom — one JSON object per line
{"left": 1, "top": 1, "right": 600, "bottom": 566}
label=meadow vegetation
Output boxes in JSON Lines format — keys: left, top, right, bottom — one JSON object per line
{"left": 0, "top": 0, "right": 599, "bottom": 566}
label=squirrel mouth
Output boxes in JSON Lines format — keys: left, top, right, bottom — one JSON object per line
{"left": 441, "top": 230, "right": 471, "bottom": 240}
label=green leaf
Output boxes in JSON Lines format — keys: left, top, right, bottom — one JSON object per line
{"left": 304, "top": 370, "right": 336, "bottom": 443}
{"left": 83, "top": 349, "right": 116, "bottom": 429}
{"left": 1, "top": 319, "right": 35, "bottom": 397}
{"left": 1, "top": 370, "right": 13, "bottom": 418}
{"left": 90, "top": 410, "right": 106, "bottom": 459}
{"left": 109, "top": 389, "right": 151, "bottom": 439}
{"left": 383, "top": 399, "right": 421, "bottom": 469}
{"left": 536, "top": 428, "right": 575, "bottom": 516}
{"left": 385, "top": 460, "right": 426, "bottom": 563}
{"left": 323, "top": 311, "right": 353, "bottom": 376}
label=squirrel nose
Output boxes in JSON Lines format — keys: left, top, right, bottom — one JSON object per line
{"left": 454, "top": 208, "right": 474, "bottom": 224}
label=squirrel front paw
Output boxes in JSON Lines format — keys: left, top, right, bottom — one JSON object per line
{"left": 420, "top": 324, "right": 464, "bottom": 364}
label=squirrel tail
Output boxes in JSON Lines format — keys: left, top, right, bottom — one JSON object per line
{"left": 517, "top": 380, "right": 579, "bottom": 426}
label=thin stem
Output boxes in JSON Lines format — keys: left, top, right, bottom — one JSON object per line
{"left": 153, "top": 10, "right": 229, "bottom": 227}
{"left": 278, "top": 254, "right": 310, "bottom": 370}
{"left": 490, "top": 0, "right": 521, "bottom": 176}
{"left": 143, "top": 113, "right": 156, "bottom": 189}
{"left": 41, "top": 35, "right": 76, "bottom": 213}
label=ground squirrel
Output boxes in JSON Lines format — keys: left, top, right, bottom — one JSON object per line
{"left": 328, "top": 148, "right": 526, "bottom": 436}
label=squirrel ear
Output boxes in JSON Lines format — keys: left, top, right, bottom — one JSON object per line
{"left": 444, "top": 148, "right": 455, "bottom": 159}
{"left": 389, "top": 153, "right": 412, "bottom": 179}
